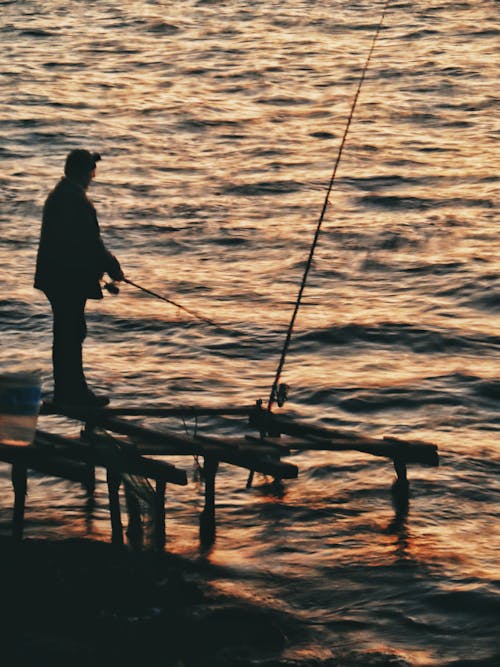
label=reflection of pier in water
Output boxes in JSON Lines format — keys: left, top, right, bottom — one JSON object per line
{"left": 0, "top": 402, "right": 439, "bottom": 549}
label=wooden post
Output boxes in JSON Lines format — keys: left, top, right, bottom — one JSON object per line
{"left": 81, "top": 420, "right": 96, "bottom": 438}
{"left": 392, "top": 458, "right": 410, "bottom": 502}
{"left": 80, "top": 424, "right": 96, "bottom": 494}
{"left": 394, "top": 458, "right": 408, "bottom": 483}
{"left": 124, "top": 487, "right": 143, "bottom": 548}
{"left": 11, "top": 463, "right": 27, "bottom": 540}
{"left": 200, "top": 457, "right": 218, "bottom": 546}
{"left": 106, "top": 468, "right": 123, "bottom": 546}
{"left": 84, "top": 490, "right": 95, "bottom": 535}
{"left": 154, "top": 480, "right": 166, "bottom": 552}
{"left": 84, "top": 463, "right": 96, "bottom": 494}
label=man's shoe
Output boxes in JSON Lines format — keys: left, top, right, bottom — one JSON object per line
{"left": 53, "top": 390, "right": 110, "bottom": 408}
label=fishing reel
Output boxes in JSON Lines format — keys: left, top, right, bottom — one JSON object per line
{"left": 103, "top": 281, "right": 120, "bottom": 295}
{"left": 276, "top": 383, "right": 290, "bottom": 408}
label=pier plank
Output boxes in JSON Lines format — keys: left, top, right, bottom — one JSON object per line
{"left": 39, "top": 402, "right": 253, "bottom": 418}
{"left": 35, "top": 430, "right": 188, "bottom": 486}
{"left": 249, "top": 409, "right": 439, "bottom": 466}
{"left": 0, "top": 442, "right": 95, "bottom": 485}
{"left": 39, "top": 408, "right": 299, "bottom": 478}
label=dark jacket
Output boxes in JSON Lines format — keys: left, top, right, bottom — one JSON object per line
{"left": 34, "top": 177, "right": 121, "bottom": 299}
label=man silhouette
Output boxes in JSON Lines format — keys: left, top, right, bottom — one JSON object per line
{"left": 35, "top": 149, "right": 124, "bottom": 407}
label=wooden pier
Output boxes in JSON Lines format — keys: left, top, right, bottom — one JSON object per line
{"left": 0, "top": 401, "right": 439, "bottom": 548}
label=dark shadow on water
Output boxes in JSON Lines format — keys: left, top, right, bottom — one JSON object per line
{"left": 254, "top": 477, "right": 287, "bottom": 500}
{"left": 0, "top": 535, "right": 307, "bottom": 667}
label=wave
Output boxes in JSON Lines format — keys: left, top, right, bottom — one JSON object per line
{"left": 405, "top": 29, "right": 442, "bottom": 39}
{"left": 341, "top": 175, "right": 424, "bottom": 191}
{"left": 475, "top": 380, "right": 500, "bottom": 401}
{"left": 145, "top": 21, "right": 180, "bottom": 35}
{"left": 176, "top": 117, "right": 243, "bottom": 132}
{"left": 337, "top": 387, "right": 463, "bottom": 414}
{"left": 298, "top": 372, "right": 500, "bottom": 421}
{"left": 294, "top": 322, "right": 499, "bottom": 354}
{"left": 423, "top": 587, "right": 500, "bottom": 617}
{"left": 18, "top": 29, "right": 56, "bottom": 38}
{"left": 358, "top": 195, "right": 494, "bottom": 211}
{"left": 0, "top": 299, "right": 47, "bottom": 330}
{"left": 462, "top": 27, "right": 500, "bottom": 38}
{"left": 403, "top": 262, "right": 465, "bottom": 276}
{"left": 223, "top": 180, "right": 304, "bottom": 196}
{"left": 436, "top": 275, "right": 500, "bottom": 312}
{"left": 463, "top": 291, "right": 500, "bottom": 312}
{"left": 256, "top": 95, "right": 311, "bottom": 106}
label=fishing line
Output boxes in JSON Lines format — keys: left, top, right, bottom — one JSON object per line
{"left": 267, "top": 0, "right": 390, "bottom": 413}
{"left": 121, "top": 277, "right": 220, "bottom": 328}
{"left": 107, "top": 277, "right": 263, "bottom": 341}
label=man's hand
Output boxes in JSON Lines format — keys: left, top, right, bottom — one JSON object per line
{"left": 108, "top": 254, "right": 124, "bottom": 282}
{"left": 112, "top": 268, "right": 125, "bottom": 282}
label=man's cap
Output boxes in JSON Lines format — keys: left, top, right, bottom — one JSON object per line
{"left": 64, "top": 149, "right": 101, "bottom": 178}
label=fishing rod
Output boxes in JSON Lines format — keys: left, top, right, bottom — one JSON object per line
{"left": 267, "top": 0, "right": 390, "bottom": 413}
{"left": 104, "top": 277, "right": 220, "bottom": 327}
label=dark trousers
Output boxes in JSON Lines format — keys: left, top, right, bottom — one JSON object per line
{"left": 46, "top": 292, "right": 88, "bottom": 398}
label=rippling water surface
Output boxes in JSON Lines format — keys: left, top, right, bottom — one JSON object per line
{"left": 0, "top": 1, "right": 499, "bottom": 665}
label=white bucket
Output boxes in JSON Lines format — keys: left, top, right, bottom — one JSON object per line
{"left": 0, "top": 372, "right": 42, "bottom": 446}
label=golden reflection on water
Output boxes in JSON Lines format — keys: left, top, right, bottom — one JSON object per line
{"left": 1, "top": 2, "right": 499, "bottom": 663}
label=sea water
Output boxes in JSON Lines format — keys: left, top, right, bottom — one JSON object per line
{"left": 0, "top": 1, "right": 498, "bottom": 665}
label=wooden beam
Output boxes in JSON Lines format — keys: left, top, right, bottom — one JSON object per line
{"left": 200, "top": 456, "right": 218, "bottom": 546}
{"left": 0, "top": 443, "right": 96, "bottom": 485}
{"left": 106, "top": 405, "right": 253, "bottom": 417}
{"left": 250, "top": 410, "right": 439, "bottom": 466}
{"left": 79, "top": 418, "right": 299, "bottom": 479}
{"left": 34, "top": 430, "right": 188, "bottom": 486}
{"left": 196, "top": 433, "right": 290, "bottom": 456}
{"left": 201, "top": 445, "right": 298, "bottom": 479}
{"left": 40, "top": 402, "right": 253, "bottom": 418}
{"left": 107, "top": 468, "right": 123, "bottom": 546}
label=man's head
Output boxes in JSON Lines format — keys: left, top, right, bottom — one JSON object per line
{"left": 64, "top": 149, "right": 101, "bottom": 188}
